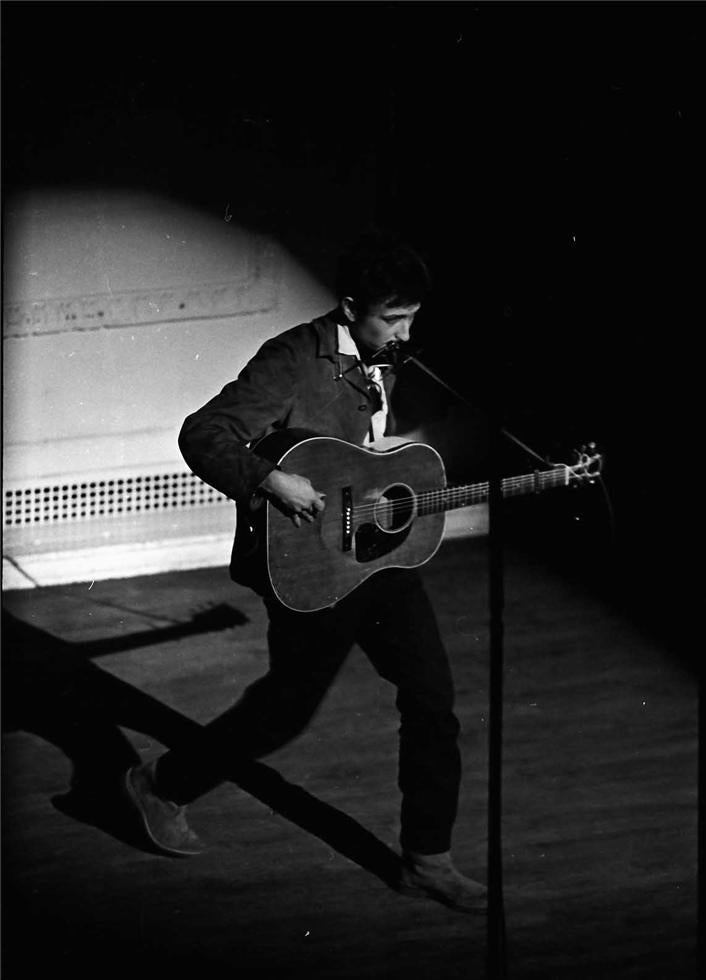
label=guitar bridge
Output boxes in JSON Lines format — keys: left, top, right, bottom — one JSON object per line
{"left": 341, "top": 487, "right": 353, "bottom": 552}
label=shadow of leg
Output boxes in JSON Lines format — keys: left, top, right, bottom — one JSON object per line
{"left": 231, "top": 762, "right": 403, "bottom": 887}
{"left": 4, "top": 609, "right": 404, "bottom": 879}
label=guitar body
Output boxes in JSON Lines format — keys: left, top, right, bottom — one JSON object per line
{"left": 233, "top": 430, "right": 447, "bottom": 612}
{"left": 230, "top": 431, "right": 602, "bottom": 613}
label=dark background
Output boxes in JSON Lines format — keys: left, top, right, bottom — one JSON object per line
{"left": 3, "top": 1, "right": 703, "bottom": 657}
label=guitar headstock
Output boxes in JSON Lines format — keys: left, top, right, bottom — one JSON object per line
{"left": 564, "top": 442, "right": 603, "bottom": 484}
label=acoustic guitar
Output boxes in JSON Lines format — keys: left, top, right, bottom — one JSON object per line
{"left": 232, "top": 429, "right": 603, "bottom": 612}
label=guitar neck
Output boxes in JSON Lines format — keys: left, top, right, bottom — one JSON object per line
{"left": 418, "top": 466, "right": 571, "bottom": 516}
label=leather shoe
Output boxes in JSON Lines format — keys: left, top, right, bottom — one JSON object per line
{"left": 124, "top": 760, "right": 204, "bottom": 856}
{"left": 399, "top": 851, "right": 487, "bottom": 914}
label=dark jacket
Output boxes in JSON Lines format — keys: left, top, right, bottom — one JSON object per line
{"left": 179, "top": 310, "right": 397, "bottom": 502}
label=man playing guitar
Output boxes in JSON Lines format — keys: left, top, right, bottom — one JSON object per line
{"left": 124, "top": 230, "right": 488, "bottom": 914}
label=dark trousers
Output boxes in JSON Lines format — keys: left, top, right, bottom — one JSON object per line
{"left": 156, "top": 568, "right": 461, "bottom": 854}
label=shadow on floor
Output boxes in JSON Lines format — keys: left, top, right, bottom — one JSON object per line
{"left": 1, "top": 608, "right": 403, "bottom": 887}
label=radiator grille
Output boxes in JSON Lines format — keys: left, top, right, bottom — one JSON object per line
{"left": 3, "top": 471, "right": 229, "bottom": 527}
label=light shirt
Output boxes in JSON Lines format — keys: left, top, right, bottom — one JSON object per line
{"left": 337, "top": 323, "right": 389, "bottom": 445}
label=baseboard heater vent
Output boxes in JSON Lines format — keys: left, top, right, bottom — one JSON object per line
{"left": 4, "top": 470, "right": 229, "bottom": 527}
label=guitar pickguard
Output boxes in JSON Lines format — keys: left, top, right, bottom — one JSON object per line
{"left": 354, "top": 522, "right": 412, "bottom": 563}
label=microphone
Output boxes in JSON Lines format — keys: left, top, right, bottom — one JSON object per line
{"left": 367, "top": 340, "right": 421, "bottom": 371}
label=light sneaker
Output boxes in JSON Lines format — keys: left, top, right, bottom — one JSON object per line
{"left": 124, "top": 760, "right": 204, "bottom": 856}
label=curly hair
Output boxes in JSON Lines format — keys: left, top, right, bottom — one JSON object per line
{"left": 335, "top": 229, "right": 432, "bottom": 311}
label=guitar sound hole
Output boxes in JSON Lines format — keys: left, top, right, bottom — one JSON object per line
{"left": 374, "top": 484, "right": 416, "bottom": 533}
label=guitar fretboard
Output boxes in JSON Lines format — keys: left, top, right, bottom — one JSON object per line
{"left": 417, "top": 467, "right": 570, "bottom": 516}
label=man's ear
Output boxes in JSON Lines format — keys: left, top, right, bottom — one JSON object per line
{"left": 340, "top": 297, "right": 357, "bottom": 324}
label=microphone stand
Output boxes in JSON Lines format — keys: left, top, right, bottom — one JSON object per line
{"left": 392, "top": 345, "right": 515, "bottom": 979}
{"left": 486, "top": 387, "right": 509, "bottom": 980}
{"left": 397, "top": 349, "right": 547, "bottom": 466}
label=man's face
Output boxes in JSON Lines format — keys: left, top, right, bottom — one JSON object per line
{"left": 344, "top": 298, "right": 421, "bottom": 355}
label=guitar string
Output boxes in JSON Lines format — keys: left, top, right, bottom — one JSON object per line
{"left": 348, "top": 468, "right": 577, "bottom": 521}
{"left": 351, "top": 473, "right": 572, "bottom": 519}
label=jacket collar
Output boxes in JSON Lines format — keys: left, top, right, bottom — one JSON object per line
{"left": 312, "top": 309, "right": 376, "bottom": 398}
{"left": 312, "top": 309, "right": 346, "bottom": 361}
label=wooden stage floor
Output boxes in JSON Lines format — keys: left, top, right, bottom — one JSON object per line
{"left": 2, "top": 538, "right": 698, "bottom": 979}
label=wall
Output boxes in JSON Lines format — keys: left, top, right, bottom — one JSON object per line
{"left": 3, "top": 188, "right": 335, "bottom": 480}
{"left": 2, "top": 188, "right": 338, "bottom": 587}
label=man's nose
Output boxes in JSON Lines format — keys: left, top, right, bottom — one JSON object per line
{"left": 396, "top": 321, "right": 412, "bottom": 342}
